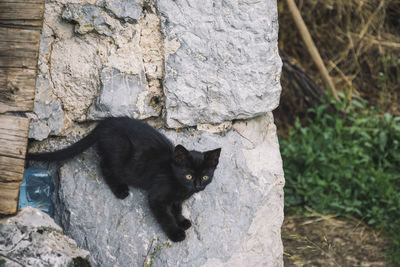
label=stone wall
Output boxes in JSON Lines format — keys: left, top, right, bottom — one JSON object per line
{"left": 28, "top": 0, "right": 284, "bottom": 266}
{"left": 0, "top": 207, "right": 90, "bottom": 266}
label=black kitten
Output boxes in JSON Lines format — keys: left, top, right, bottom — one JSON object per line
{"left": 27, "top": 117, "right": 221, "bottom": 242}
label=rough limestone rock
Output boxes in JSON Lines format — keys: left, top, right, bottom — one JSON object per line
{"left": 28, "top": 24, "right": 67, "bottom": 141}
{"left": 0, "top": 207, "right": 90, "bottom": 267}
{"left": 158, "top": 0, "right": 282, "bottom": 128}
{"left": 28, "top": 0, "right": 162, "bottom": 140}
{"left": 54, "top": 113, "right": 284, "bottom": 267}
{"left": 29, "top": 76, "right": 65, "bottom": 140}
{"left": 102, "top": 0, "right": 142, "bottom": 23}
{"left": 62, "top": 3, "right": 113, "bottom": 36}
{"left": 88, "top": 67, "right": 160, "bottom": 119}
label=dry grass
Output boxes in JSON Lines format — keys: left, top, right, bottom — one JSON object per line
{"left": 282, "top": 211, "right": 389, "bottom": 266}
{"left": 276, "top": 0, "right": 400, "bottom": 132}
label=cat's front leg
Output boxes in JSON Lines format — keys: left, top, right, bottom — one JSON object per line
{"left": 100, "top": 158, "right": 129, "bottom": 199}
{"left": 148, "top": 197, "right": 186, "bottom": 242}
{"left": 171, "top": 201, "right": 192, "bottom": 230}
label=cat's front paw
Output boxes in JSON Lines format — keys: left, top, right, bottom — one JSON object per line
{"left": 178, "top": 219, "right": 192, "bottom": 230}
{"left": 168, "top": 228, "right": 186, "bottom": 242}
{"left": 115, "top": 184, "right": 129, "bottom": 199}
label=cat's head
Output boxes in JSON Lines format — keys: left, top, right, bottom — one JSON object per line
{"left": 171, "top": 145, "right": 221, "bottom": 193}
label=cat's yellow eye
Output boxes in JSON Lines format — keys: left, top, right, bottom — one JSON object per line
{"left": 202, "top": 175, "right": 209, "bottom": 180}
{"left": 185, "top": 174, "right": 193, "bottom": 180}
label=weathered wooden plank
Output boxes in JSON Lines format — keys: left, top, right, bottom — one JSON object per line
{"left": 0, "top": 0, "right": 45, "bottom": 30}
{"left": 0, "top": 155, "right": 25, "bottom": 182}
{"left": 0, "top": 55, "right": 39, "bottom": 69}
{"left": 0, "top": 29, "right": 40, "bottom": 110}
{"left": 0, "top": 3, "right": 44, "bottom": 20}
{"left": 0, "top": 28, "right": 40, "bottom": 69}
{"left": 0, "top": 1, "right": 44, "bottom": 214}
{"left": 0, "top": 181, "right": 20, "bottom": 214}
{"left": 0, "top": 115, "right": 29, "bottom": 160}
{"left": 0, "top": 40, "right": 39, "bottom": 58}
{"left": 0, "top": 138, "right": 27, "bottom": 158}
{"left": 0, "top": 128, "right": 30, "bottom": 138}
{"left": 0, "top": 114, "right": 30, "bottom": 132}
{"left": 0, "top": 68, "right": 36, "bottom": 112}
{"left": 0, "top": 0, "right": 43, "bottom": 4}
{"left": 0, "top": 20, "right": 42, "bottom": 29}
{"left": 0, "top": 115, "right": 28, "bottom": 214}
{"left": 0, "top": 27, "right": 40, "bottom": 43}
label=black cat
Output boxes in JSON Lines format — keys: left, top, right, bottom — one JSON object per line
{"left": 27, "top": 117, "right": 221, "bottom": 242}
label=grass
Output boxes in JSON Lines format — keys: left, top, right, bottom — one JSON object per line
{"left": 280, "top": 94, "right": 400, "bottom": 264}
{"left": 282, "top": 210, "right": 388, "bottom": 266}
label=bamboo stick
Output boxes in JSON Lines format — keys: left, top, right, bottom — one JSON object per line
{"left": 285, "top": 0, "right": 339, "bottom": 100}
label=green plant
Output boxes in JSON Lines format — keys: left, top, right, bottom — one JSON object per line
{"left": 280, "top": 93, "right": 400, "bottom": 264}
{"left": 378, "top": 54, "right": 400, "bottom": 111}
{"left": 143, "top": 239, "right": 172, "bottom": 267}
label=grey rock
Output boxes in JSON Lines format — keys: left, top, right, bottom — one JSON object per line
{"left": 102, "top": 0, "right": 142, "bottom": 23}
{"left": 88, "top": 67, "right": 161, "bottom": 119}
{"left": 62, "top": 3, "right": 113, "bottom": 36}
{"left": 158, "top": 0, "right": 282, "bottom": 128}
{"left": 54, "top": 113, "right": 284, "bottom": 266}
{"left": 29, "top": 76, "right": 65, "bottom": 141}
{"left": 0, "top": 207, "right": 90, "bottom": 267}
{"left": 29, "top": 119, "right": 52, "bottom": 141}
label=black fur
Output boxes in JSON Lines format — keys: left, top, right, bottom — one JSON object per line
{"left": 27, "top": 117, "right": 221, "bottom": 242}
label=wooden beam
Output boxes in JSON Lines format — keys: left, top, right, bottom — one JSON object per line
{"left": 0, "top": 115, "right": 29, "bottom": 164}
{"left": 0, "top": 68, "right": 36, "bottom": 112}
{"left": 285, "top": 0, "right": 339, "bottom": 100}
{"left": 0, "top": 28, "right": 41, "bottom": 69}
{"left": 0, "top": 0, "right": 45, "bottom": 30}
{"left": 0, "top": 0, "right": 44, "bottom": 114}
{"left": 0, "top": 181, "right": 21, "bottom": 214}
{"left": 0, "top": 115, "right": 29, "bottom": 214}
{"left": 0, "top": 156, "right": 25, "bottom": 182}
{"left": 0, "top": 0, "right": 44, "bottom": 214}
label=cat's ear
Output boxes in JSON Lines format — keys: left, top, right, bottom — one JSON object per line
{"left": 173, "top": 145, "right": 190, "bottom": 165}
{"left": 204, "top": 148, "right": 221, "bottom": 167}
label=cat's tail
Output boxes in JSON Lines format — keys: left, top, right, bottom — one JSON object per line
{"left": 27, "top": 127, "right": 99, "bottom": 162}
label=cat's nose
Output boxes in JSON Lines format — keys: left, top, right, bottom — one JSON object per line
{"left": 195, "top": 185, "right": 204, "bottom": 192}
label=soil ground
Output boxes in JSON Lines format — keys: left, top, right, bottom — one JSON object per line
{"left": 282, "top": 211, "right": 389, "bottom": 266}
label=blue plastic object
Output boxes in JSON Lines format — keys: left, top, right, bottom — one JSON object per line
{"left": 18, "top": 168, "right": 54, "bottom": 216}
